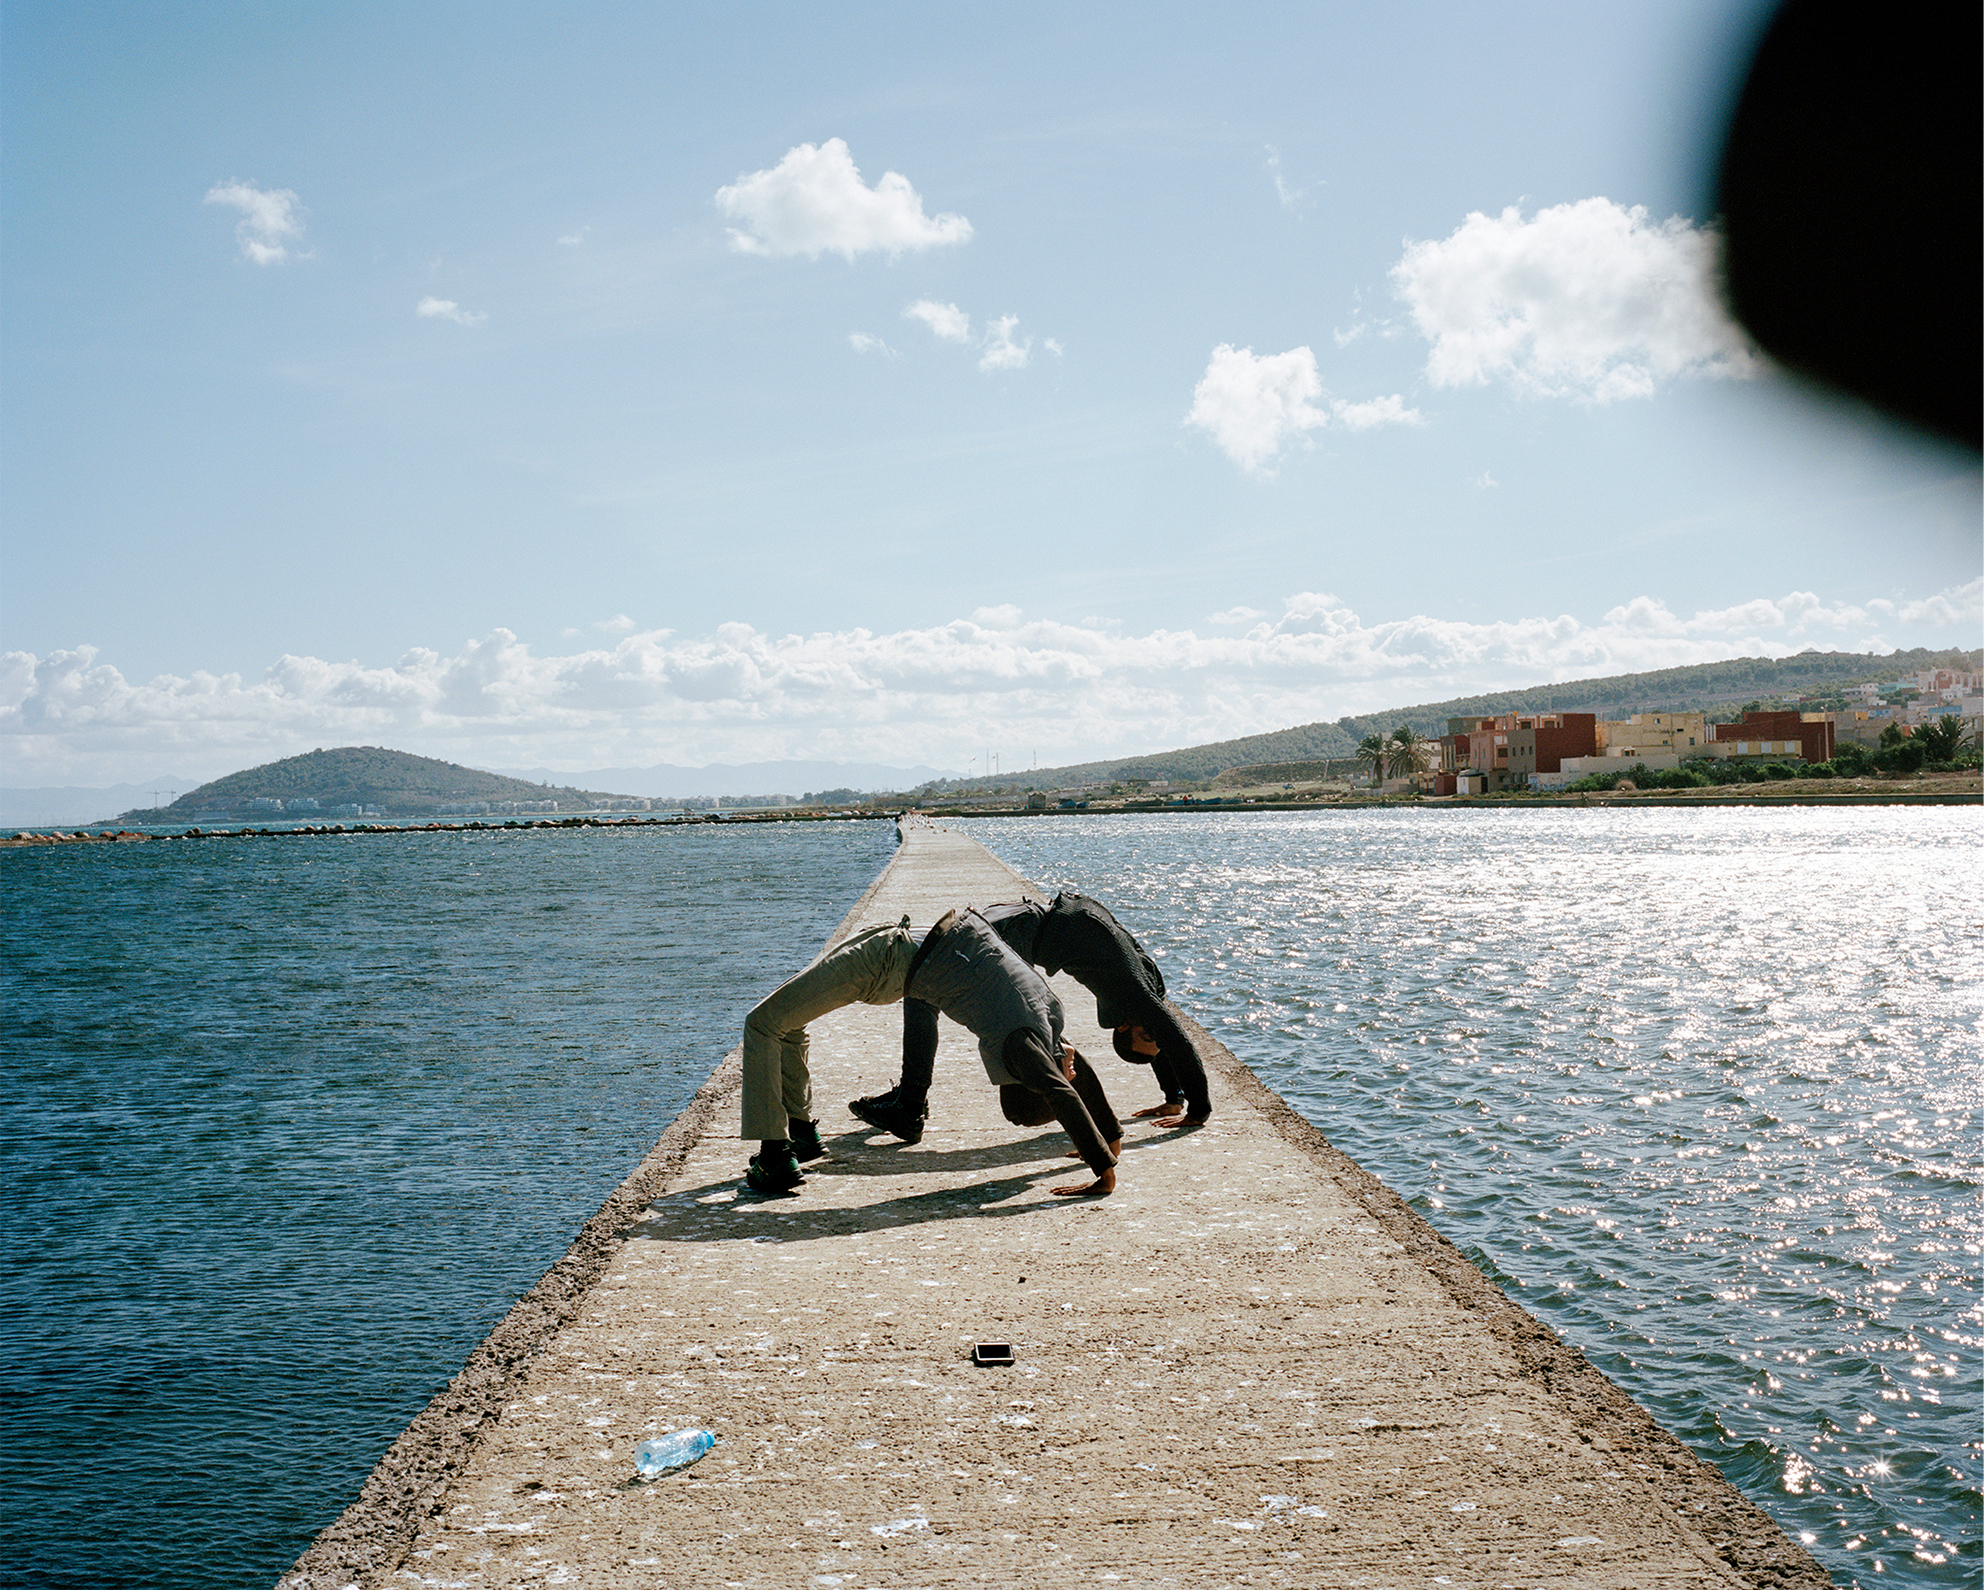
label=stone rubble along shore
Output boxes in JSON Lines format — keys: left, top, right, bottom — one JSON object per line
{"left": 280, "top": 819, "right": 1825, "bottom": 1590}
{"left": 0, "top": 829, "right": 151, "bottom": 847}
{"left": 0, "top": 812, "right": 894, "bottom": 848}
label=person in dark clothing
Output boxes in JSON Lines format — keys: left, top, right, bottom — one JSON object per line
{"left": 1011, "top": 890, "right": 1210, "bottom": 1124}
{"left": 854, "top": 888, "right": 1210, "bottom": 1138}
{"left": 1110, "top": 1020, "right": 1203, "bottom": 1122}
{"left": 851, "top": 907, "right": 1121, "bottom": 1196}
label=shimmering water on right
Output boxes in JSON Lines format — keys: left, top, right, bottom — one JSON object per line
{"left": 962, "top": 806, "right": 1981, "bottom": 1587}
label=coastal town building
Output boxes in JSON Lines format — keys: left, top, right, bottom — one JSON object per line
{"left": 1412, "top": 663, "right": 1974, "bottom": 796}
{"left": 1595, "top": 711, "right": 1709, "bottom": 757}
{"left": 1829, "top": 708, "right": 1899, "bottom": 748}
{"left": 1528, "top": 711, "right": 1706, "bottom": 789}
{"left": 1439, "top": 712, "right": 1597, "bottom": 792}
{"left": 1912, "top": 667, "right": 1981, "bottom": 699}
{"left": 1901, "top": 695, "right": 1984, "bottom": 728}
{"left": 1709, "top": 709, "right": 1834, "bottom": 764}
{"left": 1519, "top": 709, "right": 1839, "bottom": 789}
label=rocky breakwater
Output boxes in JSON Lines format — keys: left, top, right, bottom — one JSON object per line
{"left": 0, "top": 829, "right": 149, "bottom": 848}
{"left": 5, "top": 811, "right": 896, "bottom": 847}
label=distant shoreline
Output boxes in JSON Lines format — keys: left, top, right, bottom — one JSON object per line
{"left": 0, "top": 810, "right": 895, "bottom": 848}
{"left": 4, "top": 781, "right": 1975, "bottom": 848}
{"left": 936, "top": 792, "right": 1979, "bottom": 817}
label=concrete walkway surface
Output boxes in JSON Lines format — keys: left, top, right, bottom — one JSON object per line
{"left": 282, "top": 821, "right": 1826, "bottom": 1590}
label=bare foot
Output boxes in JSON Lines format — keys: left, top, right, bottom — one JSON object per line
{"left": 1131, "top": 1102, "right": 1184, "bottom": 1120}
{"left": 1051, "top": 1166, "right": 1116, "bottom": 1197}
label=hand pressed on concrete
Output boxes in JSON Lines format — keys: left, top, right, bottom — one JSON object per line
{"left": 1051, "top": 1164, "right": 1116, "bottom": 1197}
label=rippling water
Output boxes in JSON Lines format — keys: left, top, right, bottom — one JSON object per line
{"left": 9, "top": 809, "right": 1977, "bottom": 1588}
{"left": 960, "top": 807, "right": 1982, "bottom": 1588}
{"left": 2, "top": 822, "right": 890, "bottom": 1590}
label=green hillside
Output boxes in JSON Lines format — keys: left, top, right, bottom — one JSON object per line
{"left": 120, "top": 746, "right": 628, "bottom": 821}
{"left": 923, "top": 645, "right": 1981, "bottom": 792}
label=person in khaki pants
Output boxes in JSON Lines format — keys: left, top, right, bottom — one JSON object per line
{"left": 858, "top": 907, "right": 1121, "bottom": 1197}
{"left": 740, "top": 915, "right": 919, "bottom": 1193}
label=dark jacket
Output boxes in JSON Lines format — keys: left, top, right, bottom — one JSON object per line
{"left": 983, "top": 892, "right": 1164, "bottom": 1027}
{"left": 904, "top": 908, "right": 1064, "bottom": 1085}
{"left": 979, "top": 891, "right": 1208, "bottom": 1117}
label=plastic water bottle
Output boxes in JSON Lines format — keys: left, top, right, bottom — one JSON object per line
{"left": 634, "top": 1428, "right": 716, "bottom": 1478}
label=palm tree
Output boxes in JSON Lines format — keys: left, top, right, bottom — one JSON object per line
{"left": 1357, "top": 733, "right": 1388, "bottom": 787}
{"left": 1912, "top": 714, "right": 1968, "bottom": 763}
{"left": 1386, "top": 724, "right": 1430, "bottom": 780}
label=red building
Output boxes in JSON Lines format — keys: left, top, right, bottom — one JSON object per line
{"left": 1709, "top": 710, "right": 1834, "bottom": 764}
{"left": 1442, "top": 712, "right": 1598, "bottom": 791}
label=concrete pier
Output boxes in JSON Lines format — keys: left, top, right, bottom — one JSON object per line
{"left": 283, "top": 821, "right": 1825, "bottom": 1589}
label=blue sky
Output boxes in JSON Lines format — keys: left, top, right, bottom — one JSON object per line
{"left": 4, "top": 0, "right": 1978, "bottom": 785}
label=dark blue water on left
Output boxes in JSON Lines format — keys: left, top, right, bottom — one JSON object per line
{"left": 2, "top": 821, "right": 890, "bottom": 1590}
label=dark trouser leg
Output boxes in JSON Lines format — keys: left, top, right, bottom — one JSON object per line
{"left": 1000, "top": 1029, "right": 1116, "bottom": 1176}
{"left": 1068, "top": 1048, "right": 1119, "bottom": 1141}
{"left": 896, "top": 998, "right": 940, "bottom": 1114}
{"left": 1133, "top": 997, "right": 1211, "bottom": 1118}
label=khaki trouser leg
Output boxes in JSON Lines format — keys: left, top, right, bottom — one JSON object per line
{"left": 738, "top": 923, "right": 909, "bottom": 1141}
{"left": 740, "top": 961, "right": 856, "bottom": 1139}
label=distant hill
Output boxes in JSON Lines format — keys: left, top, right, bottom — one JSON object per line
{"left": 116, "top": 747, "right": 632, "bottom": 822}
{"left": 918, "top": 645, "right": 1982, "bottom": 792}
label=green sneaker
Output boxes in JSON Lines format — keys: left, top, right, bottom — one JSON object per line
{"left": 746, "top": 1146, "right": 805, "bottom": 1193}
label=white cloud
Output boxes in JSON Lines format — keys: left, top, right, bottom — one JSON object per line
{"left": 594, "top": 614, "right": 637, "bottom": 634}
{"left": 1869, "top": 585, "right": 1983, "bottom": 627}
{"left": 1044, "top": 337, "right": 1065, "bottom": 357}
{"left": 904, "top": 299, "right": 971, "bottom": 343}
{"left": 715, "top": 138, "right": 972, "bottom": 260}
{"left": 848, "top": 332, "right": 897, "bottom": 357}
{"left": 203, "top": 180, "right": 306, "bottom": 265}
{"left": 557, "top": 227, "right": 589, "bottom": 246}
{"left": 979, "top": 314, "right": 1031, "bottom": 372}
{"left": 1187, "top": 345, "right": 1325, "bottom": 471}
{"left": 1185, "top": 344, "right": 1418, "bottom": 472}
{"left": 906, "top": 301, "right": 1047, "bottom": 372}
{"left": 1392, "top": 197, "right": 1758, "bottom": 402}
{"left": 416, "top": 296, "right": 487, "bottom": 327}
{"left": 1331, "top": 394, "right": 1422, "bottom": 432}
{"left": 1471, "top": 471, "right": 1499, "bottom": 490}
{"left": 1265, "top": 145, "right": 1301, "bottom": 210}
{"left": 11, "top": 580, "right": 1974, "bottom": 785}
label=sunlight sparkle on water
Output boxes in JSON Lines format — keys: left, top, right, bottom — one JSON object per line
{"left": 965, "top": 805, "right": 1982, "bottom": 1590}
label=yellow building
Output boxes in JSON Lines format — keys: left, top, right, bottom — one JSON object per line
{"left": 1593, "top": 712, "right": 1709, "bottom": 758}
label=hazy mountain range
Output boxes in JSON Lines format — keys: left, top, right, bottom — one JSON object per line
{"left": 487, "top": 760, "right": 952, "bottom": 800}
{"left": 1, "top": 780, "right": 199, "bottom": 827}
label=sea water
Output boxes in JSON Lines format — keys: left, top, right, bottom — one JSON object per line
{"left": 959, "top": 807, "right": 1981, "bottom": 1587}
{"left": 2, "top": 821, "right": 890, "bottom": 1590}
{"left": 5, "top": 809, "right": 1977, "bottom": 1588}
